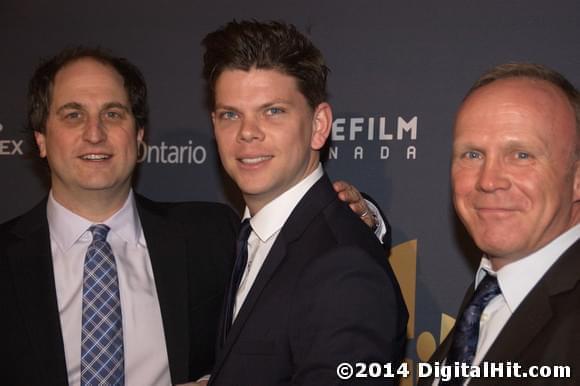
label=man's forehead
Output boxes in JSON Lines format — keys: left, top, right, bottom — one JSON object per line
{"left": 214, "top": 68, "right": 304, "bottom": 106}
{"left": 457, "top": 78, "right": 574, "bottom": 127}
{"left": 50, "top": 57, "right": 129, "bottom": 106}
{"left": 461, "top": 78, "right": 571, "bottom": 113}
{"left": 54, "top": 57, "right": 119, "bottom": 81}
{"left": 453, "top": 77, "right": 577, "bottom": 156}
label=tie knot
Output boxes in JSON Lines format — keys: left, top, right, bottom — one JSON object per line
{"left": 238, "top": 219, "right": 252, "bottom": 242}
{"left": 472, "top": 274, "right": 501, "bottom": 309}
{"left": 90, "top": 224, "right": 110, "bottom": 242}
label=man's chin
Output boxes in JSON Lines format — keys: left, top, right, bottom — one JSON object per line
{"left": 77, "top": 181, "right": 130, "bottom": 194}
{"left": 476, "top": 238, "right": 527, "bottom": 265}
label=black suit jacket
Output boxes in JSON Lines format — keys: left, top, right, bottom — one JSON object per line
{"left": 419, "top": 239, "right": 580, "bottom": 386}
{"left": 209, "top": 175, "right": 408, "bottom": 386}
{"left": 0, "top": 194, "right": 238, "bottom": 385}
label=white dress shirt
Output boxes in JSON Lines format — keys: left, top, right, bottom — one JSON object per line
{"left": 47, "top": 191, "right": 171, "bottom": 386}
{"left": 472, "top": 223, "right": 580, "bottom": 366}
{"left": 434, "top": 223, "right": 580, "bottom": 385}
{"left": 233, "top": 164, "right": 324, "bottom": 319}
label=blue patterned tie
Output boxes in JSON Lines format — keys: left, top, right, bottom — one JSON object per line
{"left": 81, "top": 224, "right": 124, "bottom": 385}
{"left": 222, "top": 219, "right": 252, "bottom": 345}
{"left": 441, "top": 274, "right": 501, "bottom": 385}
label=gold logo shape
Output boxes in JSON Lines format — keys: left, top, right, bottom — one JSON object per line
{"left": 389, "top": 240, "right": 456, "bottom": 385}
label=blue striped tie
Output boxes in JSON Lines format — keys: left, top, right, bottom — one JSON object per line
{"left": 441, "top": 274, "right": 501, "bottom": 385}
{"left": 81, "top": 224, "right": 124, "bottom": 385}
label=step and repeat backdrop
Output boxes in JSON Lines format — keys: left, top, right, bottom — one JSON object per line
{"left": 1, "top": 0, "right": 578, "bottom": 383}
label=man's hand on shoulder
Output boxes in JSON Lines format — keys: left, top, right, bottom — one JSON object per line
{"left": 333, "top": 180, "right": 377, "bottom": 230}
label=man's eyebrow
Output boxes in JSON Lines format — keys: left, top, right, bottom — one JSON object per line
{"left": 55, "top": 102, "right": 83, "bottom": 114}
{"left": 260, "top": 99, "right": 293, "bottom": 109}
{"left": 214, "top": 99, "right": 292, "bottom": 111}
{"left": 102, "top": 102, "right": 131, "bottom": 112}
{"left": 55, "top": 101, "right": 131, "bottom": 115}
{"left": 214, "top": 103, "right": 238, "bottom": 111}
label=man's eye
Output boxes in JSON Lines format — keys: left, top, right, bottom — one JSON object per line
{"left": 219, "top": 111, "right": 238, "bottom": 120}
{"left": 515, "top": 151, "right": 530, "bottom": 160}
{"left": 104, "top": 110, "right": 124, "bottom": 120}
{"left": 464, "top": 151, "right": 481, "bottom": 159}
{"left": 266, "top": 107, "right": 284, "bottom": 115}
{"left": 65, "top": 111, "right": 82, "bottom": 120}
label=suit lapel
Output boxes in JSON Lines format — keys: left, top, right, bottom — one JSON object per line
{"left": 136, "top": 196, "right": 190, "bottom": 382}
{"left": 422, "top": 241, "right": 580, "bottom": 386}
{"left": 477, "top": 287, "right": 551, "bottom": 366}
{"left": 212, "top": 175, "right": 337, "bottom": 377}
{"left": 477, "top": 240, "right": 580, "bottom": 366}
{"left": 7, "top": 199, "right": 68, "bottom": 385}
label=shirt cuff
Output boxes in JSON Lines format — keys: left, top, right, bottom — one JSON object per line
{"left": 365, "top": 199, "right": 387, "bottom": 243}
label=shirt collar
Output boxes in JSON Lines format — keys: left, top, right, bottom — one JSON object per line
{"left": 47, "top": 190, "right": 144, "bottom": 252}
{"left": 475, "top": 223, "right": 580, "bottom": 313}
{"left": 242, "top": 164, "right": 324, "bottom": 242}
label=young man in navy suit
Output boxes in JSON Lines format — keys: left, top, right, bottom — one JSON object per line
{"left": 203, "top": 20, "right": 408, "bottom": 386}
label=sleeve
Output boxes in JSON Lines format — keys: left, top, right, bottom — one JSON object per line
{"left": 289, "top": 246, "right": 408, "bottom": 385}
{"left": 362, "top": 192, "right": 392, "bottom": 253}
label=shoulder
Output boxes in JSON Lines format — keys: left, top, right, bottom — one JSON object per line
{"left": 287, "top": 196, "right": 397, "bottom": 287}
{"left": 322, "top": 197, "right": 385, "bottom": 254}
{"left": 134, "top": 193, "right": 240, "bottom": 226}
{"left": 286, "top": 174, "right": 383, "bottom": 253}
{"left": 286, "top": 193, "right": 405, "bottom": 300}
{"left": 0, "top": 215, "right": 21, "bottom": 235}
{"left": 0, "top": 199, "right": 47, "bottom": 241}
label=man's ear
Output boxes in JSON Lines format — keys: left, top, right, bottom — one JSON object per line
{"left": 34, "top": 131, "right": 47, "bottom": 158}
{"left": 137, "top": 127, "right": 144, "bottom": 143}
{"left": 310, "top": 102, "right": 332, "bottom": 150}
{"left": 573, "top": 158, "right": 580, "bottom": 202}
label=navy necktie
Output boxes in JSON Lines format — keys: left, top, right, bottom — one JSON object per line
{"left": 81, "top": 224, "right": 124, "bottom": 385}
{"left": 222, "top": 219, "right": 252, "bottom": 345}
{"left": 441, "top": 274, "right": 501, "bottom": 385}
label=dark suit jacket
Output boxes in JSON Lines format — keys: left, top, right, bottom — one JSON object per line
{"left": 419, "top": 240, "right": 580, "bottom": 386}
{"left": 209, "top": 175, "right": 408, "bottom": 386}
{"left": 0, "top": 194, "right": 238, "bottom": 385}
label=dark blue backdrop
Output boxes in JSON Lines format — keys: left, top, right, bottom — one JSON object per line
{"left": 1, "top": 1, "right": 578, "bottom": 383}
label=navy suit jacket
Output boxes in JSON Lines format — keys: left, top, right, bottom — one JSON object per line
{"left": 418, "top": 239, "right": 580, "bottom": 386}
{"left": 209, "top": 175, "right": 408, "bottom": 386}
{"left": 0, "top": 194, "right": 238, "bottom": 385}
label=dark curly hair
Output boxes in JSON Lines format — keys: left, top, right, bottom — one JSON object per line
{"left": 202, "top": 20, "right": 329, "bottom": 110}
